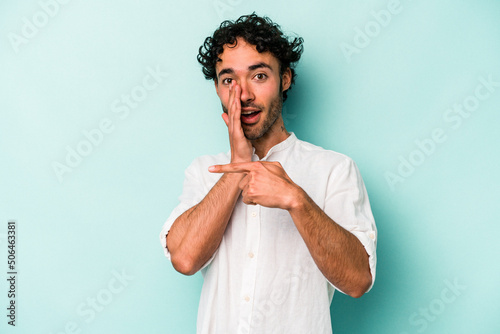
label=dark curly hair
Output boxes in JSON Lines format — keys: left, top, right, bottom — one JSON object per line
{"left": 197, "top": 13, "right": 304, "bottom": 102}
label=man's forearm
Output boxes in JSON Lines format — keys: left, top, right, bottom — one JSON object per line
{"left": 167, "top": 172, "right": 244, "bottom": 275}
{"left": 288, "top": 188, "right": 372, "bottom": 298}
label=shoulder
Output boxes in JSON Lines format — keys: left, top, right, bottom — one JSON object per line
{"left": 291, "top": 137, "right": 354, "bottom": 168}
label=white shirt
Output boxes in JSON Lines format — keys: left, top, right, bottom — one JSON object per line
{"left": 160, "top": 133, "right": 377, "bottom": 334}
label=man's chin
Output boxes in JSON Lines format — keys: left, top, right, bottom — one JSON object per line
{"left": 242, "top": 128, "right": 265, "bottom": 141}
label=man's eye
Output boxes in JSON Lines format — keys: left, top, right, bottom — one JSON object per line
{"left": 255, "top": 73, "right": 267, "bottom": 80}
{"left": 222, "top": 78, "right": 232, "bottom": 85}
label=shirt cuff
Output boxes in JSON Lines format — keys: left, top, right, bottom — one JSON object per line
{"left": 159, "top": 220, "right": 173, "bottom": 260}
{"left": 350, "top": 229, "right": 377, "bottom": 293}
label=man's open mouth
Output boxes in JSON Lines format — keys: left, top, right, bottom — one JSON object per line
{"left": 241, "top": 110, "right": 261, "bottom": 124}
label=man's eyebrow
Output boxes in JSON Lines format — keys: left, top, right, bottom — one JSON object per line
{"left": 248, "top": 62, "right": 273, "bottom": 72}
{"left": 218, "top": 68, "right": 234, "bottom": 78}
{"left": 217, "top": 62, "right": 273, "bottom": 79}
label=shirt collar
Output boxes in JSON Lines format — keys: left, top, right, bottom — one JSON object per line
{"left": 260, "top": 132, "right": 297, "bottom": 161}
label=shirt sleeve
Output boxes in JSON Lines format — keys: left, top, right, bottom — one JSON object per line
{"left": 323, "top": 157, "right": 377, "bottom": 293}
{"left": 159, "top": 158, "right": 211, "bottom": 261}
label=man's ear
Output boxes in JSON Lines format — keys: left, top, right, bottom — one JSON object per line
{"left": 282, "top": 68, "right": 292, "bottom": 92}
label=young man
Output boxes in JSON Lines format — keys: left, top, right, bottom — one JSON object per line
{"left": 160, "top": 13, "right": 377, "bottom": 333}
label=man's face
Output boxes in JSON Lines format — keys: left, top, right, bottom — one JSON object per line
{"left": 215, "top": 37, "right": 291, "bottom": 140}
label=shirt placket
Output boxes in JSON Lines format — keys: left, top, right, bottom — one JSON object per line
{"left": 237, "top": 204, "right": 261, "bottom": 333}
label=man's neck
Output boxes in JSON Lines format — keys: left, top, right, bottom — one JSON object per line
{"left": 251, "top": 121, "right": 290, "bottom": 159}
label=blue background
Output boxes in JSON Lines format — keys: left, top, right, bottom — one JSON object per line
{"left": 1, "top": 0, "right": 499, "bottom": 333}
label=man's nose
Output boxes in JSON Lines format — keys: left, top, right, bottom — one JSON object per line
{"left": 238, "top": 80, "right": 254, "bottom": 103}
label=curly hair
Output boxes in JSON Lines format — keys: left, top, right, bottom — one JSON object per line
{"left": 197, "top": 13, "right": 304, "bottom": 102}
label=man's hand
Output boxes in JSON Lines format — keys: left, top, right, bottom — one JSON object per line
{"left": 209, "top": 161, "right": 302, "bottom": 210}
{"left": 223, "top": 83, "right": 253, "bottom": 163}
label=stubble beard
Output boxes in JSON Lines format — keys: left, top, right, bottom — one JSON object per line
{"left": 242, "top": 93, "right": 282, "bottom": 140}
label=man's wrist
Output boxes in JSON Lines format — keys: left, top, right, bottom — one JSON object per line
{"left": 231, "top": 152, "right": 253, "bottom": 163}
{"left": 231, "top": 158, "right": 252, "bottom": 164}
{"left": 286, "top": 185, "right": 309, "bottom": 212}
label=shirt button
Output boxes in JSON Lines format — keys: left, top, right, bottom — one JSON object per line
{"left": 244, "top": 295, "right": 250, "bottom": 302}
{"left": 251, "top": 212, "right": 257, "bottom": 217}
{"left": 248, "top": 252, "right": 254, "bottom": 258}
{"left": 369, "top": 232, "right": 376, "bottom": 240}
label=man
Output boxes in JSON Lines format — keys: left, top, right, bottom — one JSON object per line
{"left": 160, "top": 13, "right": 377, "bottom": 333}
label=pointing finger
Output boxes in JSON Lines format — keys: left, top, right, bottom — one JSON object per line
{"left": 208, "top": 162, "right": 257, "bottom": 173}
